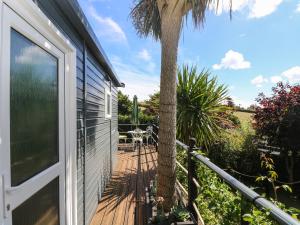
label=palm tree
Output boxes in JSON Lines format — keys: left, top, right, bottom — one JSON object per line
{"left": 131, "top": 0, "right": 231, "bottom": 210}
{"left": 177, "top": 65, "right": 229, "bottom": 148}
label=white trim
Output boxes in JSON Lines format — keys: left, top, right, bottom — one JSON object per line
{"left": 0, "top": 2, "right": 4, "bottom": 225}
{"left": 6, "top": 164, "right": 63, "bottom": 209}
{"left": 0, "top": 0, "right": 77, "bottom": 225}
{"left": 65, "top": 44, "right": 77, "bottom": 225}
{"left": 4, "top": 0, "right": 74, "bottom": 53}
{"left": 105, "top": 88, "right": 112, "bottom": 119}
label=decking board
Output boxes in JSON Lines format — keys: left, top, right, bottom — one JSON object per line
{"left": 90, "top": 145, "right": 157, "bottom": 225}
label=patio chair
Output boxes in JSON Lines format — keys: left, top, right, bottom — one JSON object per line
{"left": 130, "top": 128, "right": 144, "bottom": 151}
{"left": 144, "top": 126, "right": 153, "bottom": 147}
{"left": 118, "top": 134, "right": 128, "bottom": 143}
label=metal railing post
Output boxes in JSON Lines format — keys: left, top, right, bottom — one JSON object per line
{"left": 153, "top": 123, "right": 158, "bottom": 152}
{"left": 240, "top": 195, "right": 250, "bottom": 225}
{"left": 188, "top": 138, "right": 198, "bottom": 222}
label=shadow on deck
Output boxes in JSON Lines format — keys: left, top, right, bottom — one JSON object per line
{"left": 90, "top": 144, "right": 157, "bottom": 225}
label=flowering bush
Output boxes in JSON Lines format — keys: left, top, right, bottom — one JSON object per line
{"left": 254, "top": 82, "right": 300, "bottom": 147}
{"left": 254, "top": 82, "right": 300, "bottom": 183}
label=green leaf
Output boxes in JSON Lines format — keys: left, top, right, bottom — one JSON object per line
{"left": 282, "top": 185, "right": 292, "bottom": 193}
{"left": 242, "top": 214, "right": 253, "bottom": 222}
{"left": 256, "top": 176, "right": 266, "bottom": 182}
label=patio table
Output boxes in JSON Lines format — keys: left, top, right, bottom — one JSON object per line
{"left": 127, "top": 130, "right": 147, "bottom": 134}
{"left": 128, "top": 130, "right": 146, "bottom": 150}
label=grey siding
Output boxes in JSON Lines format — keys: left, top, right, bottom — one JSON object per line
{"left": 34, "top": 1, "right": 119, "bottom": 225}
{"left": 111, "top": 86, "right": 119, "bottom": 167}
{"left": 84, "top": 50, "right": 112, "bottom": 225}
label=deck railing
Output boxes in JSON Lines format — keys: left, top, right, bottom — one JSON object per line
{"left": 118, "top": 123, "right": 299, "bottom": 225}
{"left": 176, "top": 138, "right": 300, "bottom": 225}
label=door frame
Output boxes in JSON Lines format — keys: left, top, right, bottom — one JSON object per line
{"left": 0, "top": 0, "right": 77, "bottom": 224}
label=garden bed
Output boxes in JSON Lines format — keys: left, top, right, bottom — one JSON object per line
{"left": 147, "top": 180, "right": 197, "bottom": 225}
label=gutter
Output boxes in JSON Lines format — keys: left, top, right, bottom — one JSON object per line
{"left": 54, "top": 0, "right": 123, "bottom": 87}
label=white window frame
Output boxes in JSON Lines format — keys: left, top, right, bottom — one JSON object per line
{"left": 0, "top": 0, "right": 77, "bottom": 225}
{"left": 105, "top": 88, "right": 112, "bottom": 119}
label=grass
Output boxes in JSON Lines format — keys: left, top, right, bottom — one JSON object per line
{"left": 233, "top": 111, "right": 254, "bottom": 130}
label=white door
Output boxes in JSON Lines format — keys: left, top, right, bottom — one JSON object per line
{"left": 0, "top": 4, "right": 66, "bottom": 225}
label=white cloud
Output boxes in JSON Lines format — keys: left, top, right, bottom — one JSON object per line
{"left": 296, "top": 2, "right": 300, "bottom": 13}
{"left": 137, "top": 49, "right": 151, "bottom": 61}
{"left": 253, "top": 66, "right": 300, "bottom": 85}
{"left": 210, "top": 0, "right": 248, "bottom": 15}
{"left": 282, "top": 66, "right": 300, "bottom": 83}
{"left": 89, "top": 6, "right": 127, "bottom": 43}
{"left": 210, "top": 0, "right": 283, "bottom": 18}
{"left": 251, "top": 75, "right": 268, "bottom": 87}
{"left": 249, "top": 0, "right": 283, "bottom": 18}
{"left": 270, "top": 75, "right": 282, "bottom": 84}
{"left": 213, "top": 50, "right": 251, "bottom": 70}
{"left": 111, "top": 56, "right": 159, "bottom": 100}
{"left": 137, "top": 49, "right": 156, "bottom": 73}
{"left": 232, "top": 96, "right": 253, "bottom": 108}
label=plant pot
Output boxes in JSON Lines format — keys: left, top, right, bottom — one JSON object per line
{"left": 147, "top": 180, "right": 197, "bottom": 225}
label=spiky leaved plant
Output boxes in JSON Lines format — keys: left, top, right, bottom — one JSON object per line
{"left": 177, "top": 65, "right": 229, "bottom": 148}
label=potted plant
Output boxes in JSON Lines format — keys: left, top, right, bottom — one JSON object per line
{"left": 148, "top": 180, "right": 197, "bottom": 225}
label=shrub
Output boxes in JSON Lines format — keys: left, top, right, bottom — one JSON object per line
{"left": 254, "top": 82, "right": 300, "bottom": 146}
{"left": 139, "top": 112, "right": 156, "bottom": 124}
{"left": 208, "top": 126, "right": 260, "bottom": 176}
{"left": 196, "top": 163, "right": 242, "bottom": 225}
{"left": 176, "top": 148, "right": 241, "bottom": 225}
{"left": 254, "top": 82, "right": 300, "bottom": 183}
{"left": 176, "top": 147, "right": 299, "bottom": 225}
{"left": 118, "top": 112, "right": 156, "bottom": 125}
{"left": 118, "top": 114, "right": 131, "bottom": 124}
{"left": 228, "top": 113, "right": 241, "bottom": 128}
{"left": 118, "top": 91, "right": 132, "bottom": 115}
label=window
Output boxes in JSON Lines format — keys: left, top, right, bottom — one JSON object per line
{"left": 10, "top": 29, "right": 59, "bottom": 186}
{"left": 105, "top": 88, "right": 112, "bottom": 119}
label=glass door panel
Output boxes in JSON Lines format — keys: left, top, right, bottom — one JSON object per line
{"left": 12, "top": 178, "right": 60, "bottom": 225}
{"left": 10, "top": 29, "right": 59, "bottom": 186}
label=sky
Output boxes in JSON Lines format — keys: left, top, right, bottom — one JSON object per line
{"left": 78, "top": 0, "right": 300, "bottom": 107}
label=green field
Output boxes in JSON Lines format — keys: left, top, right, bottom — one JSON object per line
{"left": 233, "top": 111, "right": 254, "bottom": 129}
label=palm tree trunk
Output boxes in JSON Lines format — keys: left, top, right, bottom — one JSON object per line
{"left": 157, "top": 6, "right": 182, "bottom": 211}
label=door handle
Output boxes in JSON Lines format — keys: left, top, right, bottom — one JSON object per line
{"left": 1, "top": 175, "right": 8, "bottom": 219}
{"left": 1, "top": 175, "right": 5, "bottom": 218}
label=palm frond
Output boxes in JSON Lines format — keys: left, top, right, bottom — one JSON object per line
{"left": 130, "top": 0, "right": 232, "bottom": 40}
{"left": 181, "top": 0, "right": 232, "bottom": 28}
{"left": 177, "top": 65, "right": 229, "bottom": 148}
{"left": 130, "top": 0, "right": 161, "bottom": 40}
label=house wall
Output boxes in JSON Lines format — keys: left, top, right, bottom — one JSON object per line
{"left": 33, "top": 1, "right": 119, "bottom": 225}
{"left": 111, "top": 86, "right": 119, "bottom": 167}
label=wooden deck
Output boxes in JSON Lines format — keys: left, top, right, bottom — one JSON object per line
{"left": 90, "top": 144, "right": 157, "bottom": 225}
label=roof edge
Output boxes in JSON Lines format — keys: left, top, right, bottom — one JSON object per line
{"left": 55, "top": 0, "right": 122, "bottom": 87}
